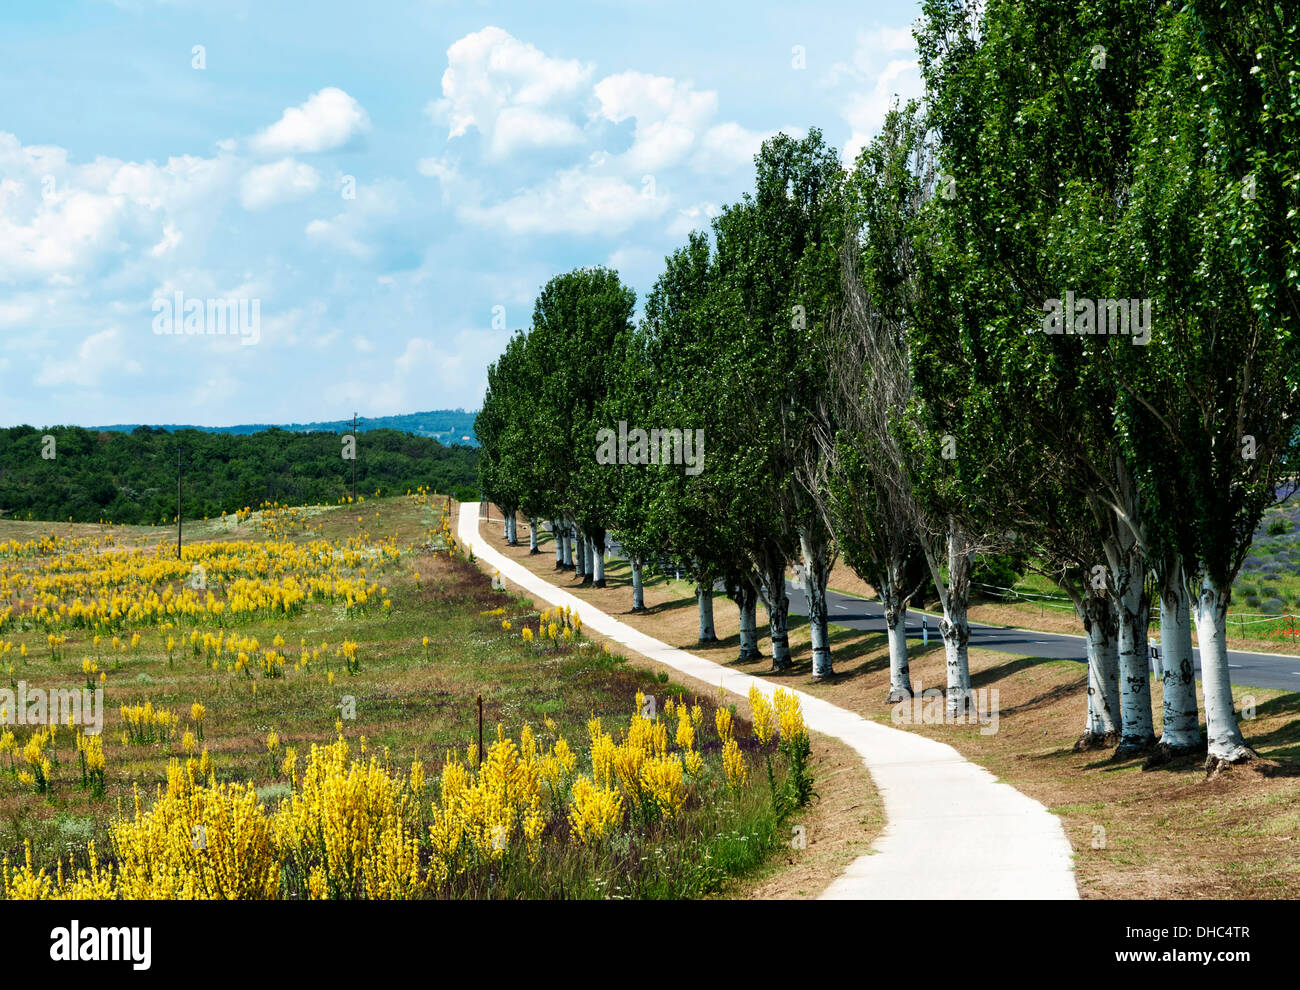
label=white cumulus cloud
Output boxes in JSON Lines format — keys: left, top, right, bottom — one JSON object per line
{"left": 593, "top": 71, "right": 718, "bottom": 173}
{"left": 430, "top": 26, "right": 592, "bottom": 159}
{"left": 251, "top": 87, "right": 371, "bottom": 156}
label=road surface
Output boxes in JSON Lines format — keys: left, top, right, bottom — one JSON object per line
{"left": 784, "top": 583, "right": 1300, "bottom": 693}
{"left": 557, "top": 526, "right": 1300, "bottom": 692}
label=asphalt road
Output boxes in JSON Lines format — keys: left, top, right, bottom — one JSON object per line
{"left": 784, "top": 582, "right": 1300, "bottom": 693}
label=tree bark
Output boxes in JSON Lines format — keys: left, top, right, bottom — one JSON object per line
{"left": 630, "top": 557, "right": 646, "bottom": 611}
{"left": 925, "top": 528, "right": 973, "bottom": 717}
{"left": 1153, "top": 558, "right": 1201, "bottom": 759}
{"left": 799, "top": 527, "right": 833, "bottom": 679}
{"left": 528, "top": 518, "right": 539, "bottom": 554}
{"left": 736, "top": 582, "right": 761, "bottom": 661}
{"left": 553, "top": 519, "right": 563, "bottom": 569}
{"left": 880, "top": 560, "right": 912, "bottom": 702}
{"left": 760, "top": 564, "right": 793, "bottom": 670}
{"left": 575, "top": 530, "right": 588, "bottom": 582}
{"left": 1111, "top": 549, "right": 1157, "bottom": 756}
{"left": 1075, "top": 588, "right": 1120, "bottom": 750}
{"left": 1195, "top": 575, "right": 1255, "bottom": 771}
{"left": 697, "top": 585, "right": 718, "bottom": 643}
{"left": 592, "top": 537, "right": 606, "bottom": 587}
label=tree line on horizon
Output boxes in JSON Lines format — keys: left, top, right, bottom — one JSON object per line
{"left": 0, "top": 425, "right": 480, "bottom": 525}
{"left": 476, "top": 0, "right": 1299, "bottom": 773}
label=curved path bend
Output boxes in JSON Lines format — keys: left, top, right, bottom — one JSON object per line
{"left": 458, "top": 506, "right": 1078, "bottom": 899}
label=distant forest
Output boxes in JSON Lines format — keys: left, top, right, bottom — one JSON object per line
{"left": 0, "top": 425, "right": 480, "bottom": 525}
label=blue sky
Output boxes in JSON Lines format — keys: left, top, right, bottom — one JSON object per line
{"left": 0, "top": 0, "right": 923, "bottom": 427}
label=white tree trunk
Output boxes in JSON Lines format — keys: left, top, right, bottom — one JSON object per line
{"left": 1157, "top": 560, "right": 1201, "bottom": 754}
{"left": 1195, "top": 575, "right": 1254, "bottom": 768}
{"left": 561, "top": 522, "right": 573, "bottom": 569}
{"left": 769, "top": 603, "right": 792, "bottom": 670}
{"left": 1077, "top": 589, "right": 1121, "bottom": 748}
{"left": 761, "top": 566, "right": 792, "bottom": 670}
{"left": 529, "top": 518, "right": 539, "bottom": 554}
{"left": 631, "top": 558, "right": 645, "bottom": 611}
{"left": 553, "top": 519, "right": 563, "bottom": 568}
{"left": 799, "top": 527, "right": 833, "bottom": 679}
{"left": 1112, "top": 553, "right": 1157, "bottom": 755}
{"left": 927, "top": 529, "right": 973, "bottom": 717}
{"left": 592, "top": 541, "right": 606, "bottom": 587}
{"left": 880, "top": 565, "right": 912, "bottom": 702}
{"left": 697, "top": 585, "right": 718, "bottom": 643}
{"left": 737, "top": 583, "right": 760, "bottom": 661}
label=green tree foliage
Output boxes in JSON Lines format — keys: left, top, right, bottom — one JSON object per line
{"left": 0, "top": 425, "right": 479, "bottom": 524}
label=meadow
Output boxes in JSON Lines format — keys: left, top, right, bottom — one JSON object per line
{"left": 0, "top": 494, "right": 813, "bottom": 899}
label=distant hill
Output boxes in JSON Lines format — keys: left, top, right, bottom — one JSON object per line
{"left": 0, "top": 424, "right": 479, "bottom": 524}
{"left": 90, "top": 410, "right": 480, "bottom": 447}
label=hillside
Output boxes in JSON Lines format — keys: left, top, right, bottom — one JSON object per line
{"left": 0, "top": 425, "right": 479, "bottom": 524}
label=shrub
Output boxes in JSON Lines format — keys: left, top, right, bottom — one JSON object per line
{"left": 972, "top": 553, "right": 1028, "bottom": 598}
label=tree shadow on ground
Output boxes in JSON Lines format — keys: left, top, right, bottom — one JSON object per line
{"left": 1245, "top": 691, "right": 1300, "bottom": 765}
{"left": 805, "top": 629, "right": 892, "bottom": 684}
{"left": 640, "top": 596, "right": 696, "bottom": 617}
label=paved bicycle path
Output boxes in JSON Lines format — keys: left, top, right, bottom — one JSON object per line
{"left": 460, "top": 506, "right": 1078, "bottom": 900}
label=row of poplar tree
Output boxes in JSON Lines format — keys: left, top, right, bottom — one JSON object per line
{"left": 476, "top": 0, "right": 1299, "bottom": 771}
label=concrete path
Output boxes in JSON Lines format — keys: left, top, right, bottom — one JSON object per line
{"left": 459, "top": 506, "right": 1078, "bottom": 900}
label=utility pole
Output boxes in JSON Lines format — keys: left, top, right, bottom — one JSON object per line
{"left": 351, "top": 412, "right": 358, "bottom": 503}
{"left": 176, "top": 447, "right": 183, "bottom": 560}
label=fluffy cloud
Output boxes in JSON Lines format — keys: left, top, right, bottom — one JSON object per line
{"left": 424, "top": 29, "right": 805, "bottom": 239}
{"left": 250, "top": 88, "right": 371, "bottom": 156}
{"left": 593, "top": 71, "right": 717, "bottom": 172}
{"left": 430, "top": 26, "right": 591, "bottom": 159}
{"left": 833, "top": 27, "right": 924, "bottom": 162}
{"left": 240, "top": 158, "right": 321, "bottom": 210}
{"left": 0, "top": 131, "right": 243, "bottom": 288}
